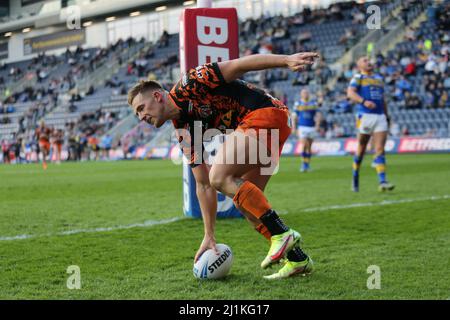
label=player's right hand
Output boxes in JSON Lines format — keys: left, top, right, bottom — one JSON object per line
{"left": 286, "top": 52, "right": 320, "bottom": 72}
{"left": 194, "top": 234, "right": 219, "bottom": 262}
{"left": 363, "top": 100, "right": 377, "bottom": 109}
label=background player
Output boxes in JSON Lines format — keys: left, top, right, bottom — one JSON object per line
{"left": 347, "top": 56, "right": 395, "bottom": 192}
{"left": 292, "top": 88, "right": 322, "bottom": 172}
{"left": 1, "top": 139, "right": 10, "bottom": 164}
{"left": 52, "top": 129, "right": 64, "bottom": 164}
{"left": 35, "top": 121, "right": 51, "bottom": 170}
{"left": 128, "top": 52, "right": 319, "bottom": 279}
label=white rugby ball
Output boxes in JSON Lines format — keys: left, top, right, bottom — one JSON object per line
{"left": 193, "top": 244, "right": 233, "bottom": 279}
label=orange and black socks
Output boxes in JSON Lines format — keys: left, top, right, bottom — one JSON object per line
{"left": 287, "top": 246, "right": 308, "bottom": 262}
{"left": 259, "top": 209, "right": 289, "bottom": 236}
{"left": 233, "top": 181, "right": 289, "bottom": 236}
{"left": 233, "top": 181, "right": 271, "bottom": 218}
{"left": 255, "top": 223, "right": 271, "bottom": 241}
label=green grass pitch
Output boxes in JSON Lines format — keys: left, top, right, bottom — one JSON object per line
{"left": 0, "top": 154, "right": 449, "bottom": 299}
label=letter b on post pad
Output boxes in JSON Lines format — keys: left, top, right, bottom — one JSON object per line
{"left": 180, "top": 8, "right": 238, "bottom": 69}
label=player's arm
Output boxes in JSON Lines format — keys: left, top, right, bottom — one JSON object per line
{"left": 217, "top": 52, "right": 319, "bottom": 83}
{"left": 290, "top": 103, "right": 298, "bottom": 134}
{"left": 384, "top": 98, "right": 390, "bottom": 126}
{"left": 314, "top": 112, "right": 322, "bottom": 132}
{"left": 192, "top": 163, "right": 220, "bottom": 262}
{"left": 347, "top": 86, "right": 376, "bottom": 109}
{"left": 176, "top": 125, "right": 218, "bottom": 258}
{"left": 347, "top": 86, "right": 364, "bottom": 104}
{"left": 291, "top": 111, "right": 297, "bottom": 134}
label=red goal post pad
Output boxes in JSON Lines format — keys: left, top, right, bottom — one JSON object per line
{"left": 179, "top": 8, "right": 239, "bottom": 73}
{"left": 179, "top": 8, "right": 241, "bottom": 219}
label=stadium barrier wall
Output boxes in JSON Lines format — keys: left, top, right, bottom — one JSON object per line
{"left": 128, "top": 137, "right": 450, "bottom": 160}
{"left": 3, "top": 137, "right": 449, "bottom": 164}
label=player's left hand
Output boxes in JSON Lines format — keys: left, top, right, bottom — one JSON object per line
{"left": 286, "top": 52, "right": 320, "bottom": 72}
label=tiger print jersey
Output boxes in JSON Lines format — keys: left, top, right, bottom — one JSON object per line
{"left": 169, "top": 62, "right": 287, "bottom": 166}
{"left": 35, "top": 126, "right": 52, "bottom": 142}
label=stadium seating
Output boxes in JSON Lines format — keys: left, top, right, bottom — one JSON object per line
{"left": 0, "top": 0, "right": 449, "bottom": 161}
{"left": 312, "top": 0, "right": 449, "bottom": 137}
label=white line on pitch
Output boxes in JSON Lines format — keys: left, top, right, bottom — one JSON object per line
{"left": 0, "top": 217, "right": 184, "bottom": 242}
{"left": 1, "top": 195, "right": 449, "bottom": 242}
{"left": 298, "top": 194, "right": 450, "bottom": 213}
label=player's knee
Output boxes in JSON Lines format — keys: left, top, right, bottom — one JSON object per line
{"left": 359, "top": 137, "right": 369, "bottom": 146}
{"left": 209, "top": 169, "right": 223, "bottom": 192}
{"left": 209, "top": 169, "right": 230, "bottom": 193}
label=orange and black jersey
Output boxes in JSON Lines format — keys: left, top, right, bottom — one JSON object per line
{"left": 52, "top": 130, "right": 64, "bottom": 144}
{"left": 35, "top": 127, "right": 51, "bottom": 142}
{"left": 169, "top": 62, "right": 288, "bottom": 166}
{"left": 170, "top": 62, "right": 287, "bottom": 131}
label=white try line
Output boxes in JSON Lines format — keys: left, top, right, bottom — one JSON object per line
{"left": 0, "top": 195, "right": 449, "bottom": 242}
{"left": 299, "top": 194, "right": 450, "bottom": 213}
{"left": 0, "top": 217, "right": 184, "bottom": 242}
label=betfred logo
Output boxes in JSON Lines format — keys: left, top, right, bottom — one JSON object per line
{"left": 180, "top": 8, "right": 239, "bottom": 72}
{"left": 399, "top": 138, "right": 450, "bottom": 152}
{"left": 311, "top": 141, "right": 344, "bottom": 155}
{"left": 344, "top": 138, "right": 396, "bottom": 154}
{"left": 344, "top": 138, "right": 358, "bottom": 154}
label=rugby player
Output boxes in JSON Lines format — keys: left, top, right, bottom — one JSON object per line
{"left": 35, "top": 121, "right": 51, "bottom": 170}
{"left": 347, "top": 56, "right": 395, "bottom": 192}
{"left": 292, "top": 88, "right": 322, "bottom": 172}
{"left": 128, "top": 52, "right": 319, "bottom": 279}
{"left": 52, "top": 128, "right": 64, "bottom": 164}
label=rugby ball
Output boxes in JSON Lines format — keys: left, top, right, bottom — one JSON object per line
{"left": 193, "top": 244, "right": 233, "bottom": 279}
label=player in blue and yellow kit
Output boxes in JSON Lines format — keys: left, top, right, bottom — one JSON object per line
{"left": 292, "top": 88, "right": 321, "bottom": 172}
{"left": 347, "top": 56, "right": 395, "bottom": 192}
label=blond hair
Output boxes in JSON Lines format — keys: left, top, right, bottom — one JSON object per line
{"left": 127, "top": 80, "right": 163, "bottom": 106}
